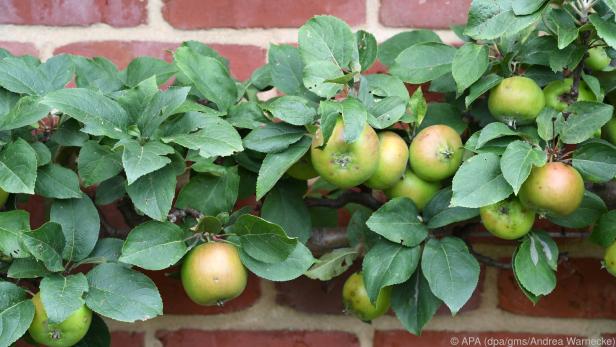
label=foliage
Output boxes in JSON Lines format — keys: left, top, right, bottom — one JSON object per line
{"left": 2, "top": 1, "right": 616, "bottom": 344}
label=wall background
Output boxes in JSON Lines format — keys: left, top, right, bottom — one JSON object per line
{"left": 1, "top": 0, "right": 615, "bottom": 346}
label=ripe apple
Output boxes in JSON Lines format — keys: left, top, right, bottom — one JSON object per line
{"left": 181, "top": 242, "right": 248, "bottom": 306}
{"left": 409, "top": 125, "right": 463, "bottom": 182}
{"left": 385, "top": 170, "right": 440, "bottom": 211}
{"left": 518, "top": 162, "right": 584, "bottom": 216}
{"left": 311, "top": 119, "right": 380, "bottom": 189}
{"left": 480, "top": 197, "right": 535, "bottom": 240}
{"left": 488, "top": 76, "right": 545, "bottom": 124}
{"left": 364, "top": 131, "right": 409, "bottom": 190}
{"left": 342, "top": 272, "right": 391, "bottom": 322}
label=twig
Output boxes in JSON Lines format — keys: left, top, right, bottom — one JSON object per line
{"left": 168, "top": 208, "right": 204, "bottom": 223}
{"left": 304, "top": 191, "right": 382, "bottom": 210}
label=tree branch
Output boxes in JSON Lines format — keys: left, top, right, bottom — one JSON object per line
{"left": 304, "top": 191, "right": 382, "bottom": 210}
{"left": 168, "top": 208, "right": 204, "bottom": 223}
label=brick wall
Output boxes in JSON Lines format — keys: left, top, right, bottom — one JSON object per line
{"left": 2, "top": 1, "right": 615, "bottom": 346}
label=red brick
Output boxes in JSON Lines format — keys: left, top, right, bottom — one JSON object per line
{"left": 0, "top": 41, "right": 38, "bottom": 56}
{"left": 498, "top": 258, "right": 616, "bottom": 318}
{"left": 380, "top": 0, "right": 471, "bottom": 29}
{"left": 111, "top": 332, "right": 144, "bottom": 347}
{"left": 145, "top": 269, "right": 260, "bottom": 315}
{"left": 0, "top": 0, "right": 147, "bottom": 27}
{"left": 19, "top": 195, "right": 47, "bottom": 229}
{"left": 374, "top": 331, "right": 583, "bottom": 347}
{"left": 156, "top": 330, "right": 360, "bottom": 347}
{"left": 54, "top": 41, "right": 265, "bottom": 80}
{"left": 162, "top": 0, "right": 365, "bottom": 29}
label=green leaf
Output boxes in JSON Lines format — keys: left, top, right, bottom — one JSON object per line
{"left": 40, "top": 54, "right": 74, "bottom": 91}
{"left": 40, "top": 273, "right": 89, "bottom": 323}
{"left": 500, "top": 140, "right": 547, "bottom": 194}
{"left": 0, "top": 95, "right": 51, "bottom": 131}
{"left": 340, "top": 97, "right": 368, "bottom": 143}
{"left": 421, "top": 237, "right": 480, "bottom": 314}
{"left": 268, "top": 44, "right": 311, "bottom": 96}
{"left": 125, "top": 56, "right": 175, "bottom": 87}
{"left": 162, "top": 114, "right": 243, "bottom": 158}
{"left": 303, "top": 60, "right": 344, "bottom": 98}
{"left": 572, "top": 139, "right": 616, "bottom": 183}
{"left": 21, "top": 222, "right": 65, "bottom": 272}
{"left": 549, "top": 44, "right": 584, "bottom": 72}
{"left": 95, "top": 176, "right": 126, "bottom": 206}
{"left": 451, "top": 153, "right": 513, "bottom": 208}
{"left": 77, "top": 141, "right": 123, "bottom": 187}
{"left": 514, "top": 231, "right": 558, "bottom": 297}
{"left": 452, "top": 43, "right": 489, "bottom": 95}
{"left": 304, "top": 247, "right": 359, "bottom": 281}
{"left": 464, "top": 0, "right": 545, "bottom": 40}
{"left": 35, "top": 164, "right": 83, "bottom": 199}
{"left": 137, "top": 87, "right": 190, "bottom": 138}
{"left": 72, "top": 56, "right": 124, "bottom": 93}
{"left": 513, "top": 0, "right": 548, "bottom": 15}
{"left": 0, "top": 281, "right": 35, "bottom": 347}
{"left": 239, "top": 242, "right": 314, "bottom": 282}
{"left": 261, "top": 180, "right": 312, "bottom": 243}
{"left": 176, "top": 167, "right": 240, "bottom": 216}
{"left": 536, "top": 108, "right": 561, "bottom": 141}
{"left": 88, "top": 238, "right": 124, "bottom": 263}
{"left": 0, "top": 138, "right": 37, "bottom": 194}
{"left": 126, "top": 165, "right": 176, "bottom": 221}
{"left": 378, "top": 30, "right": 442, "bottom": 67}
{"left": 366, "top": 197, "right": 428, "bottom": 247}
{"left": 256, "top": 136, "right": 311, "bottom": 200}
{"left": 590, "top": 210, "right": 616, "bottom": 247}
{"left": 390, "top": 43, "right": 457, "bottom": 84}
{"left": 243, "top": 123, "right": 306, "bottom": 153}
{"left": 367, "top": 96, "right": 407, "bottom": 129}
{"left": 266, "top": 96, "right": 317, "bottom": 126}
{"left": 31, "top": 142, "right": 51, "bottom": 167}
{"left": 589, "top": 14, "right": 616, "bottom": 50}
{"left": 8, "top": 258, "right": 51, "bottom": 278}
{"left": 52, "top": 119, "right": 89, "bottom": 147}
{"left": 42, "top": 88, "right": 129, "bottom": 139}
{"left": 0, "top": 210, "right": 31, "bottom": 259}
{"left": 465, "top": 74, "right": 503, "bottom": 108}
{"left": 418, "top": 103, "right": 467, "bottom": 134}
{"left": 85, "top": 263, "right": 162, "bottom": 322}
{"left": 120, "top": 140, "right": 173, "bottom": 185}
{"left": 557, "top": 102, "right": 613, "bottom": 144}
{"left": 476, "top": 122, "right": 519, "bottom": 148}
{"left": 547, "top": 190, "right": 606, "bottom": 228}
{"left": 50, "top": 196, "right": 100, "bottom": 262}
{"left": 356, "top": 30, "right": 377, "bottom": 71}
{"left": 298, "top": 15, "right": 355, "bottom": 70}
{"left": 391, "top": 269, "right": 442, "bottom": 336}
{"left": 119, "top": 221, "right": 187, "bottom": 270}
{"left": 173, "top": 46, "right": 237, "bottom": 112}
{"left": 231, "top": 214, "right": 297, "bottom": 264}
{"left": 423, "top": 188, "right": 479, "bottom": 229}
{"left": 363, "top": 240, "right": 420, "bottom": 303}
{"left": 545, "top": 8, "right": 578, "bottom": 49}
{"left": 227, "top": 102, "right": 268, "bottom": 130}
{"left": 0, "top": 56, "right": 48, "bottom": 95}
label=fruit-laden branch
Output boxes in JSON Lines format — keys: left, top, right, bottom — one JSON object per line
{"left": 304, "top": 190, "right": 383, "bottom": 210}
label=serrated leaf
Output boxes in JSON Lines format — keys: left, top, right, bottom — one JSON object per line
{"left": 126, "top": 165, "right": 176, "bottom": 221}
{"left": 390, "top": 43, "right": 456, "bottom": 84}
{"left": 21, "top": 222, "right": 65, "bottom": 272}
{"left": 464, "top": 0, "right": 545, "bottom": 40}
{"left": 451, "top": 153, "right": 513, "bottom": 208}
{"left": 125, "top": 56, "right": 176, "bottom": 87}
{"left": 378, "top": 30, "right": 442, "bottom": 67}
{"left": 452, "top": 43, "right": 489, "bottom": 95}
{"left": 589, "top": 14, "right": 616, "bottom": 50}
{"left": 0, "top": 282, "right": 35, "bottom": 347}
{"left": 391, "top": 269, "right": 442, "bottom": 335}
{"left": 572, "top": 139, "right": 616, "bottom": 183}
{"left": 35, "top": 164, "right": 83, "bottom": 199}
{"left": 243, "top": 122, "right": 306, "bottom": 153}
{"left": 557, "top": 102, "right": 613, "bottom": 144}
{"left": 476, "top": 122, "right": 519, "bottom": 148}
{"left": 465, "top": 74, "right": 502, "bottom": 108}
{"left": 298, "top": 15, "right": 355, "bottom": 71}
{"left": 514, "top": 231, "right": 558, "bottom": 297}
{"left": 304, "top": 247, "right": 358, "bottom": 281}
{"left": 120, "top": 140, "right": 173, "bottom": 185}
{"left": 176, "top": 167, "right": 239, "bottom": 216}
{"left": 77, "top": 141, "right": 123, "bottom": 187}
{"left": 50, "top": 196, "right": 100, "bottom": 262}
{"left": 0, "top": 210, "right": 31, "bottom": 259}
{"left": 230, "top": 214, "right": 297, "bottom": 264}
{"left": 266, "top": 96, "right": 317, "bottom": 126}
{"left": 0, "top": 138, "right": 37, "bottom": 194}
{"left": 40, "top": 273, "right": 89, "bottom": 323}
{"left": 85, "top": 263, "right": 162, "bottom": 322}
{"left": 356, "top": 30, "right": 377, "bottom": 71}
{"left": 119, "top": 221, "right": 187, "bottom": 270}
{"left": 261, "top": 180, "right": 312, "bottom": 243}
{"left": 0, "top": 95, "right": 50, "bottom": 131}
{"left": 363, "top": 240, "right": 420, "bottom": 304}
{"left": 366, "top": 197, "right": 428, "bottom": 247}
{"left": 423, "top": 188, "right": 479, "bottom": 229}
{"left": 545, "top": 8, "right": 578, "bottom": 49}
{"left": 421, "top": 237, "right": 479, "bottom": 314}
{"left": 239, "top": 242, "right": 314, "bottom": 282}
{"left": 500, "top": 141, "right": 547, "bottom": 194}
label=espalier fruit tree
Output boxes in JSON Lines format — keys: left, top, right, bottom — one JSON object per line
{"left": 3, "top": 0, "right": 616, "bottom": 345}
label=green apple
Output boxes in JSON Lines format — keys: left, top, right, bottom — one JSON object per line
{"left": 364, "top": 131, "right": 409, "bottom": 190}
{"left": 385, "top": 170, "right": 440, "bottom": 211}
{"left": 585, "top": 47, "right": 611, "bottom": 71}
{"left": 543, "top": 78, "right": 596, "bottom": 112}
{"left": 488, "top": 76, "right": 545, "bottom": 124}
{"left": 342, "top": 272, "right": 391, "bottom": 322}
{"left": 480, "top": 197, "right": 535, "bottom": 240}
{"left": 409, "top": 125, "right": 463, "bottom": 182}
